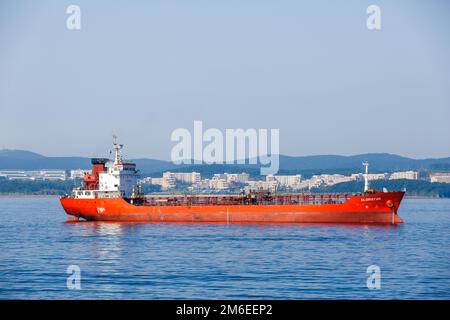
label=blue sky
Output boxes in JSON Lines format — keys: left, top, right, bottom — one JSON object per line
{"left": 0, "top": 0, "right": 449, "bottom": 160}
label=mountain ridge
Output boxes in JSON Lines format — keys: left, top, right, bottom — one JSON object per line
{"left": 1, "top": 149, "right": 450, "bottom": 175}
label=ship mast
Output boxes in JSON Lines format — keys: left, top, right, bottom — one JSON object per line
{"left": 363, "top": 161, "right": 369, "bottom": 193}
{"left": 112, "top": 135, "right": 123, "bottom": 164}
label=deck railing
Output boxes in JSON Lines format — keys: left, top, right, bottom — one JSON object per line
{"left": 140, "top": 193, "right": 354, "bottom": 207}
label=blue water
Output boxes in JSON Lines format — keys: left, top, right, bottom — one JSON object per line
{"left": 0, "top": 197, "right": 449, "bottom": 299}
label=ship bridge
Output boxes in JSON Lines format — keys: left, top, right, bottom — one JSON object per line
{"left": 74, "top": 137, "right": 139, "bottom": 199}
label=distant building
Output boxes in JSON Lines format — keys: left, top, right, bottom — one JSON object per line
{"left": 70, "top": 169, "right": 91, "bottom": 180}
{"left": 266, "top": 174, "right": 302, "bottom": 188}
{"left": 161, "top": 172, "right": 176, "bottom": 190}
{"left": 150, "top": 177, "right": 164, "bottom": 185}
{"left": 209, "top": 176, "right": 229, "bottom": 190}
{"left": 295, "top": 180, "right": 312, "bottom": 190}
{"left": 389, "top": 171, "right": 418, "bottom": 180}
{"left": 367, "top": 173, "right": 388, "bottom": 181}
{"left": 351, "top": 173, "right": 363, "bottom": 181}
{"left": 139, "top": 177, "right": 154, "bottom": 184}
{"left": 430, "top": 173, "right": 450, "bottom": 184}
{"left": 0, "top": 170, "right": 66, "bottom": 181}
{"left": 297, "top": 174, "right": 355, "bottom": 190}
{"left": 246, "top": 180, "right": 278, "bottom": 192}
{"left": 195, "top": 179, "right": 211, "bottom": 190}
{"left": 38, "top": 170, "right": 67, "bottom": 180}
{"left": 150, "top": 172, "right": 202, "bottom": 190}
{"left": 224, "top": 172, "right": 250, "bottom": 184}
{"left": 140, "top": 172, "right": 200, "bottom": 190}
{"left": 305, "top": 175, "right": 326, "bottom": 189}
{"left": 172, "top": 172, "right": 201, "bottom": 185}
{"left": 315, "top": 174, "right": 353, "bottom": 186}
{"left": 0, "top": 170, "right": 30, "bottom": 180}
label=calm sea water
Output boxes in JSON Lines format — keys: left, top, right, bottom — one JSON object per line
{"left": 0, "top": 197, "right": 449, "bottom": 300}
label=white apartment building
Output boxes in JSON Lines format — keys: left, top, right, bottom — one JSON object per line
{"left": 367, "top": 173, "right": 388, "bottom": 180}
{"left": 172, "top": 172, "right": 201, "bottom": 185}
{"left": 209, "top": 174, "right": 243, "bottom": 188}
{"left": 140, "top": 177, "right": 166, "bottom": 186}
{"left": 208, "top": 178, "right": 229, "bottom": 190}
{"left": 38, "top": 170, "right": 67, "bottom": 180}
{"left": 70, "top": 169, "right": 91, "bottom": 180}
{"left": 430, "top": 173, "right": 450, "bottom": 184}
{"left": 161, "top": 172, "right": 176, "bottom": 190}
{"left": 266, "top": 174, "right": 302, "bottom": 188}
{"left": 195, "top": 179, "right": 210, "bottom": 190}
{"left": 319, "top": 174, "right": 355, "bottom": 186}
{"left": 141, "top": 172, "right": 201, "bottom": 190}
{"left": 307, "top": 175, "right": 326, "bottom": 189}
{"left": 0, "top": 170, "right": 29, "bottom": 180}
{"left": 389, "top": 171, "right": 418, "bottom": 180}
{"left": 295, "top": 180, "right": 312, "bottom": 190}
{"left": 351, "top": 172, "right": 391, "bottom": 181}
{"left": 246, "top": 180, "right": 278, "bottom": 192}
{"left": 351, "top": 173, "right": 363, "bottom": 181}
{"left": 224, "top": 172, "right": 250, "bottom": 184}
{"left": 150, "top": 177, "right": 164, "bottom": 185}
{"left": 0, "top": 170, "right": 66, "bottom": 181}
{"left": 139, "top": 177, "right": 153, "bottom": 184}
{"left": 293, "top": 174, "right": 356, "bottom": 190}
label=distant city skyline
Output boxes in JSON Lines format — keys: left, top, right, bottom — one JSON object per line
{"left": 1, "top": 1, "right": 450, "bottom": 160}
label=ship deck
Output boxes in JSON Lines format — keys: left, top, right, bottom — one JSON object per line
{"left": 131, "top": 193, "right": 355, "bottom": 207}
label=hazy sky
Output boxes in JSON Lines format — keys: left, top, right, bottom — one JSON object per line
{"left": 1, "top": 0, "right": 449, "bottom": 160}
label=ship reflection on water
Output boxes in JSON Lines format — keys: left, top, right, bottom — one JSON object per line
{"left": 72, "top": 223, "right": 126, "bottom": 270}
{"left": 64, "top": 219, "right": 402, "bottom": 231}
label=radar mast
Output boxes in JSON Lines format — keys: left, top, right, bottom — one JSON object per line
{"left": 363, "top": 161, "right": 370, "bottom": 193}
{"left": 112, "top": 135, "right": 123, "bottom": 164}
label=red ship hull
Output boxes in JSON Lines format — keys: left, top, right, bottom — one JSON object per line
{"left": 60, "top": 191, "right": 405, "bottom": 224}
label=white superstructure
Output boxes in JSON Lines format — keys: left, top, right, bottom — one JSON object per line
{"left": 98, "top": 161, "right": 138, "bottom": 196}
{"left": 73, "top": 137, "right": 139, "bottom": 198}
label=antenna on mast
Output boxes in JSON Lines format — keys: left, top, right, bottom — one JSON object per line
{"left": 112, "top": 135, "right": 123, "bottom": 164}
{"left": 363, "top": 161, "right": 369, "bottom": 193}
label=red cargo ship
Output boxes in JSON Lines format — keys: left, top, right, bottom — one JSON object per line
{"left": 60, "top": 140, "right": 404, "bottom": 224}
